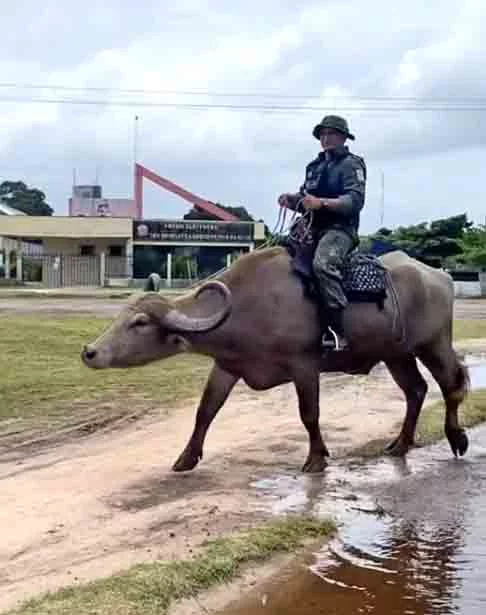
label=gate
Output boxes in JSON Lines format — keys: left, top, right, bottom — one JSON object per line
{"left": 41, "top": 255, "right": 101, "bottom": 288}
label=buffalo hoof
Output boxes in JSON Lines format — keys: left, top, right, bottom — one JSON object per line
{"left": 384, "top": 436, "right": 411, "bottom": 457}
{"left": 172, "top": 448, "right": 202, "bottom": 472}
{"left": 302, "top": 452, "right": 328, "bottom": 474}
{"left": 446, "top": 427, "right": 469, "bottom": 457}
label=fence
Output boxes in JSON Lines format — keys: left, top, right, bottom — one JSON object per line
{"left": 21, "top": 255, "right": 102, "bottom": 287}
{"left": 14, "top": 255, "right": 209, "bottom": 289}
{"left": 11, "top": 253, "right": 486, "bottom": 295}
{"left": 446, "top": 269, "right": 486, "bottom": 298}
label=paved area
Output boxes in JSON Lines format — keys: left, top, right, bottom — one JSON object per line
{"left": 0, "top": 295, "right": 485, "bottom": 318}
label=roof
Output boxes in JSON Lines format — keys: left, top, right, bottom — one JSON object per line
{"left": 0, "top": 202, "right": 26, "bottom": 216}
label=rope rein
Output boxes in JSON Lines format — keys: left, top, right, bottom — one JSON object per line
{"left": 188, "top": 200, "right": 313, "bottom": 288}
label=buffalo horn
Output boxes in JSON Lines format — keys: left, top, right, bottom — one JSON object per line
{"left": 163, "top": 280, "right": 232, "bottom": 333}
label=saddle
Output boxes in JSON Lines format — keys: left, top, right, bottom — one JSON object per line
{"left": 280, "top": 218, "right": 388, "bottom": 310}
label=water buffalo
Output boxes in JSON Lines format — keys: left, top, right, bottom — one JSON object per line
{"left": 81, "top": 246, "right": 469, "bottom": 473}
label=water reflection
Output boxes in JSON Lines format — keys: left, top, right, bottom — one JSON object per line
{"left": 224, "top": 426, "right": 486, "bottom": 615}
{"left": 224, "top": 514, "right": 464, "bottom": 614}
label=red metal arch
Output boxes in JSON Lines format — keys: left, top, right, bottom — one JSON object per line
{"left": 133, "top": 163, "right": 238, "bottom": 221}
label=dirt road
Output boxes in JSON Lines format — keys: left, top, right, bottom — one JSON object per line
{"left": 0, "top": 296, "right": 485, "bottom": 318}
{"left": 0, "top": 297, "right": 124, "bottom": 316}
{"left": 0, "top": 357, "right": 458, "bottom": 612}
{"left": 1, "top": 296, "right": 485, "bottom": 611}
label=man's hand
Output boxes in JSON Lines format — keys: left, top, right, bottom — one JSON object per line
{"left": 278, "top": 193, "right": 301, "bottom": 208}
{"left": 278, "top": 193, "right": 291, "bottom": 208}
{"left": 302, "top": 193, "right": 324, "bottom": 210}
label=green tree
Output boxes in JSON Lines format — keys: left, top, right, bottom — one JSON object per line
{"left": 366, "top": 214, "right": 471, "bottom": 267}
{"left": 457, "top": 224, "right": 486, "bottom": 270}
{"left": 429, "top": 213, "right": 472, "bottom": 239}
{"left": 0, "top": 181, "right": 53, "bottom": 216}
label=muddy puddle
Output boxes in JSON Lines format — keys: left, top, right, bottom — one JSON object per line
{"left": 222, "top": 358, "right": 486, "bottom": 614}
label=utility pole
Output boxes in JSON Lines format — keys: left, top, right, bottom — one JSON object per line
{"left": 379, "top": 171, "right": 385, "bottom": 227}
{"left": 133, "top": 115, "right": 140, "bottom": 217}
{"left": 133, "top": 115, "right": 139, "bottom": 167}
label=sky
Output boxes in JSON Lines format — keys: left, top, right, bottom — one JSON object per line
{"left": 0, "top": 0, "right": 485, "bottom": 234}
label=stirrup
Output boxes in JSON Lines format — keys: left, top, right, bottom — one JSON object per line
{"left": 321, "top": 326, "right": 345, "bottom": 351}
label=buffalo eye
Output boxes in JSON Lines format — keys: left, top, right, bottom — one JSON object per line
{"left": 129, "top": 313, "right": 151, "bottom": 329}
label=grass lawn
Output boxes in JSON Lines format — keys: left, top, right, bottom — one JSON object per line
{"left": 1, "top": 314, "right": 486, "bottom": 435}
{"left": 353, "top": 388, "right": 486, "bottom": 459}
{"left": 0, "top": 315, "right": 211, "bottom": 431}
{"left": 416, "top": 388, "right": 486, "bottom": 446}
{"left": 6, "top": 516, "right": 335, "bottom": 615}
{"left": 2, "top": 316, "right": 486, "bottom": 614}
{"left": 453, "top": 319, "right": 486, "bottom": 341}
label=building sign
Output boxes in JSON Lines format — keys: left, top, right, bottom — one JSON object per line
{"left": 133, "top": 220, "right": 254, "bottom": 243}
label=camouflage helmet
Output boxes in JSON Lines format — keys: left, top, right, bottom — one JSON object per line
{"left": 312, "top": 115, "right": 355, "bottom": 140}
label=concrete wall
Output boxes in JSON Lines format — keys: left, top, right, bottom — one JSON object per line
{"left": 0, "top": 215, "right": 132, "bottom": 239}
{"left": 43, "top": 237, "right": 129, "bottom": 256}
{"left": 454, "top": 281, "right": 482, "bottom": 298}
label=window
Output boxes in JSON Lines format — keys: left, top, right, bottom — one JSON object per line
{"left": 108, "top": 245, "right": 124, "bottom": 257}
{"left": 80, "top": 245, "right": 95, "bottom": 256}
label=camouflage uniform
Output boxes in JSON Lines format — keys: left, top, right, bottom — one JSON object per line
{"left": 312, "top": 228, "right": 355, "bottom": 311}
{"left": 287, "top": 116, "right": 367, "bottom": 337}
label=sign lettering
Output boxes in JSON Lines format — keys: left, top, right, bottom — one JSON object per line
{"left": 133, "top": 220, "right": 254, "bottom": 243}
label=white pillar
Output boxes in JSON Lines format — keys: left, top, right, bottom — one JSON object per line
{"left": 100, "top": 251, "right": 106, "bottom": 287}
{"left": 4, "top": 251, "right": 10, "bottom": 279}
{"left": 16, "top": 252, "right": 23, "bottom": 282}
{"left": 167, "top": 252, "right": 172, "bottom": 288}
{"left": 226, "top": 253, "right": 232, "bottom": 268}
{"left": 248, "top": 242, "right": 254, "bottom": 252}
{"left": 125, "top": 240, "right": 133, "bottom": 278}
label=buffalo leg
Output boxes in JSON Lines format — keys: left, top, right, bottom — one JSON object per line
{"left": 172, "top": 364, "right": 239, "bottom": 472}
{"left": 418, "top": 340, "right": 469, "bottom": 457}
{"left": 384, "top": 356, "right": 428, "bottom": 456}
{"left": 294, "top": 368, "right": 329, "bottom": 473}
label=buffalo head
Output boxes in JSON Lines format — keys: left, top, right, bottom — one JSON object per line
{"left": 81, "top": 280, "right": 231, "bottom": 369}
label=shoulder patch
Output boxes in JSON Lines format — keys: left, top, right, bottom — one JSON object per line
{"left": 349, "top": 153, "right": 367, "bottom": 182}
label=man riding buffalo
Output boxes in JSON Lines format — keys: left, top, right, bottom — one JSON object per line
{"left": 278, "top": 115, "right": 367, "bottom": 350}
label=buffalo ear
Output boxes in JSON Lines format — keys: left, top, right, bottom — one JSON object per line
{"left": 167, "top": 333, "right": 191, "bottom": 351}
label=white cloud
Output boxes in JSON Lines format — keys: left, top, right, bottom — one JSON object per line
{"left": 0, "top": 0, "right": 485, "bottom": 234}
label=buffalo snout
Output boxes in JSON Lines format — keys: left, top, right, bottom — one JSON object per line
{"left": 83, "top": 346, "right": 97, "bottom": 361}
{"left": 81, "top": 344, "right": 107, "bottom": 368}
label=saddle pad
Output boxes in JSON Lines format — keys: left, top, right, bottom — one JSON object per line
{"left": 343, "top": 252, "right": 387, "bottom": 299}
{"left": 281, "top": 227, "right": 388, "bottom": 305}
